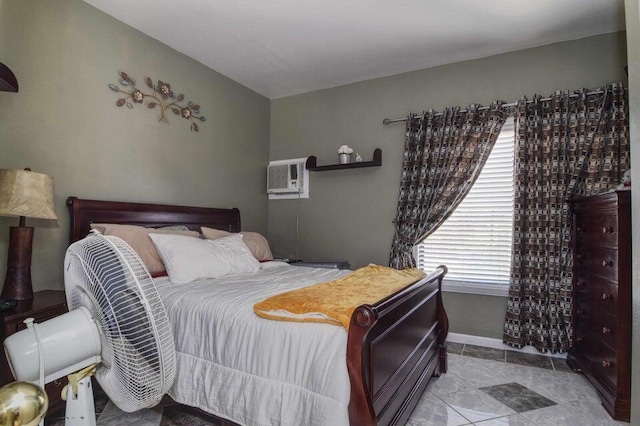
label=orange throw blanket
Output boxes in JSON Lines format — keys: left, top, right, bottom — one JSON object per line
{"left": 254, "top": 264, "right": 425, "bottom": 330}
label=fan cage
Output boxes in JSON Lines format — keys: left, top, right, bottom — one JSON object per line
{"left": 64, "top": 234, "right": 176, "bottom": 412}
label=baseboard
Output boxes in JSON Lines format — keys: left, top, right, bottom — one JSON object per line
{"left": 446, "top": 332, "right": 567, "bottom": 359}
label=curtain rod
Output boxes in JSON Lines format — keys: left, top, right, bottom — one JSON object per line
{"left": 382, "top": 90, "right": 608, "bottom": 125}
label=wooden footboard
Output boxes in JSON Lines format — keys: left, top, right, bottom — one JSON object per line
{"left": 346, "top": 265, "right": 448, "bottom": 426}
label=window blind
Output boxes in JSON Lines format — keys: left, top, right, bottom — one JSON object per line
{"left": 416, "top": 118, "right": 515, "bottom": 289}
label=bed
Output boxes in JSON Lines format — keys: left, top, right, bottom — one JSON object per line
{"left": 67, "top": 196, "right": 449, "bottom": 426}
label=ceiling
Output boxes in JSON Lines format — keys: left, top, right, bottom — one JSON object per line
{"left": 82, "top": 0, "right": 626, "bottom": 99}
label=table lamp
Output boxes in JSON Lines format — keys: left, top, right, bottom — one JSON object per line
{"left": 0, "top": 169, "right": 57, "bottom": 300}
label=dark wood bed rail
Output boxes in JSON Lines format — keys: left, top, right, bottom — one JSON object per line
{"left": 347, "top": 266, "right": 448, "bottom": 426}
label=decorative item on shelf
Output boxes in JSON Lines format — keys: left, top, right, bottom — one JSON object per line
{"left": 0, "top": 168, "right": 57, "bottom": 300}
{"left": 108, "top": 71, "right": 206, "bottom": 132}
{"left": 338, "top": 145, "right": 354, "bottom": 164}
{"left": 355, "top": 153, "right": 362, "bottom": 163}
{"left": 0, "top": 381, "right": 48, "bottom": 426}
{"left": 616, "top": 168, "right": 631, "bottom": 190}
{"left": 0, "top": 63, "right": 18, "bottom": 93}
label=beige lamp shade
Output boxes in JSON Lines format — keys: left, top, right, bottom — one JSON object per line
{"left": 0, "top": 169, "right": 57, "bottom": 220}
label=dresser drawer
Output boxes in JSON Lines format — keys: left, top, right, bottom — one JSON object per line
{"left": 574, "top": 278, "right": 618, "bottom": 317}
{"left": 574, "top": 336, "right": 618, "bottom": 389}
{"left": 575, "top": 313, "right": 618, "bottom": 349}
{"left": 575, "top": 215, "right": 618, "bottom": 247}
{"left": 574, "top": 247, "right": 618, "bottom": 282}
{"left": 593, "top": 314, "right": 618, "bottom": 350}
{"left": 588, "top": 344, "right": 618, "bottom": 390}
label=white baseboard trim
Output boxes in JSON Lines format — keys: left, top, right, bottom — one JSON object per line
{"left": 446, "top": 332, "right": 567, "bottom": 359}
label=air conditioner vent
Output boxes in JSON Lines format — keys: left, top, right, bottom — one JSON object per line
{"left": 267, "top": 164, "right": 296, "bottom": 193}
{"left": 267, "top": 158, "right": 309, "bottom": 199}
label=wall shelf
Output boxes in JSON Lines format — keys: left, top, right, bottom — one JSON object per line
{"left": 306, "top": 148, "right": 382, "bottom": 171}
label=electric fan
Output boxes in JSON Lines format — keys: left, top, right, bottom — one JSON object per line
{"left": 3, "top": 232, "right": 176, "bottom": 425}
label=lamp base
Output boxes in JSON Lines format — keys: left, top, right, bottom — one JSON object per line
{"left": 2, "top": 226, "right": 34, "bottom": 300}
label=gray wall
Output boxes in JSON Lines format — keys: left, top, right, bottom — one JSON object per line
{"left": 0, "top": 0, "right": 270, "bottom": 290}
{"left": 0, "top": 0, "right": 632, "bottom": 346}
{"left": 269, "top": 32, "right": 627, "bottom": 339}
{"left": 624, "top": 1, "right": 639, "bottom": 423}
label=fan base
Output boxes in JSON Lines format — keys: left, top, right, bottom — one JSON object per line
{"left": 64, "top": 376, "right": 96, "bottom": 426}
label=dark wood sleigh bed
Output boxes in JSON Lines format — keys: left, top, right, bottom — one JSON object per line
{"left": 67, "top": 196, "right": 449, "bottom": 426}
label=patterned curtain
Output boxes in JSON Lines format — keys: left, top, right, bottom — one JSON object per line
{"left": 389, "top": 103, "right": 507, "bottom": 269}
{"left": 504, "top": 83, "right": 629, "bottom": 353}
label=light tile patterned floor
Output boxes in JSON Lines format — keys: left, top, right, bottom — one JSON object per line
{"left": 45, "top": 344, "right": 627, "bottom": 426}
{"left": 407, "top": 345, "right": 627, "bottom": 426}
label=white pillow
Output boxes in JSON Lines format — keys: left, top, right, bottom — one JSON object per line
{"left": 148, "top": 233, "right": 260, "bottom": 284}
{"left": 200, "top": 227, "right": 274, "bottom": 261}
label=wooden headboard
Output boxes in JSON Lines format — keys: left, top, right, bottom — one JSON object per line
{"left": 67, "top": 197, "right": 241, "bottom": 243}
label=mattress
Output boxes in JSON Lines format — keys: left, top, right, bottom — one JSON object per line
{"left": 154, "top": 261, "right": 352, "bottom": 426}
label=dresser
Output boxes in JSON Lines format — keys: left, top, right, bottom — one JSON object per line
{"left": 0, "top": 290, "right": 69, "bottom": 417}
{"left": 567, "top": 191, "right": 631, "bottom": 422}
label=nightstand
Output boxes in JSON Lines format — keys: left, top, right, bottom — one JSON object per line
{"left": 0, "top": 290, "right": 69, "bottom": 416}
{"left": 288, "top": 260, "right": 350, "bottom": 270}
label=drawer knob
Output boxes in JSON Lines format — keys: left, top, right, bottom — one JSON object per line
{"left": 602, "top": 259, "right": 613, "bottom": 267}
{"left": 576, "top": 280, "right": 584, "bottom": 287}
{"left": 602, "top": 327, "right": 611, "bottom": 334}
{"left": 576, "top": 309, "right": 585, "bottom": 316}
{"left": 576, "top": 253, "right": 583, "bottom": 259}
{"left": 576, "top": 337, "right": 584, "bottom": 343}
{"left": 577, "top": 226, "right": 583, "bottom": 232}
{"left": 602, "top": 293, "right": 612, "bottom": 301}
{"left": 602, "top": 360, "right": 612, "bottom": 368}
{"left": 602, "top": 226, "right": 614, "bottom": 234}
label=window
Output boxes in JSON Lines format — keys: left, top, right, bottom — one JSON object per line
{"left": 415, "top": 117, "right": 515, "bottom": 296}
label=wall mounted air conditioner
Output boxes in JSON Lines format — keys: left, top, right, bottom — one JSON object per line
{"left": 267, "top": 158, "right": 309, "bottom": 199}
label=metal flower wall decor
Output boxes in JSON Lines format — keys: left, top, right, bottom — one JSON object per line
{"left": 108, "top": 71, "right": 206, "bottom": 132}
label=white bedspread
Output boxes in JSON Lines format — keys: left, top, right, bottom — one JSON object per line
{"left": 154, "top": 262, "right": 352, "bottom": 426}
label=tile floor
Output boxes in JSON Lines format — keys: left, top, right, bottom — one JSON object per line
{"left": 46, "top": 343, "right": 626, "bottom": 426}
{"left": 409, "top": 343, "right": 626, "bottom": 426}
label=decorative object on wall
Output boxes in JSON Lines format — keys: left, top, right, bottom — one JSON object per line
{"left": 0, "top": 168, "right": 58, "bottom": 300}
{"left": 0, "top": 63, "right": 18, "bottom": 92}
{"left": 108, "top": 71, "right": 206, "bottom": 132}
{"left": 337, "top": 145, "right": 354, "bottom": 164}
{"left": 306, "top": 148, "right": 382, "bottom": 171}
